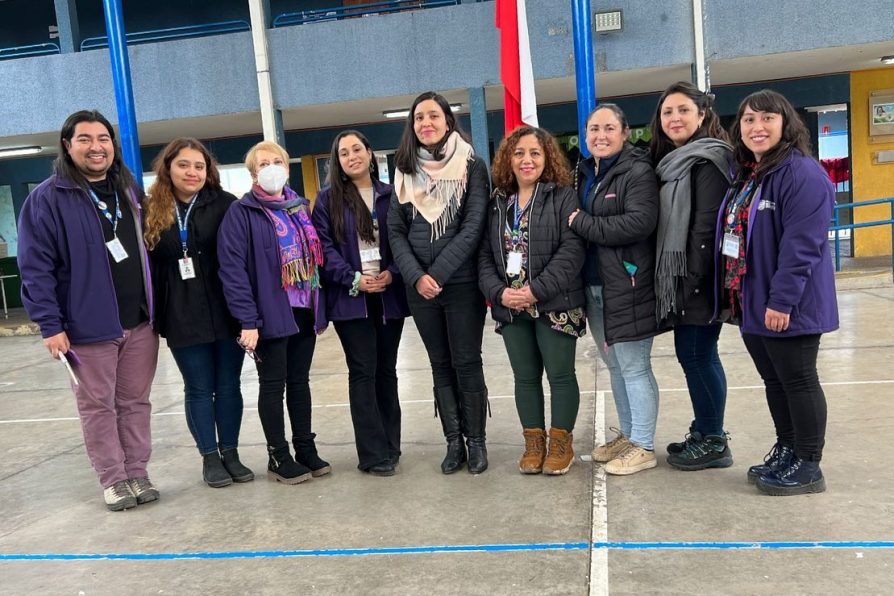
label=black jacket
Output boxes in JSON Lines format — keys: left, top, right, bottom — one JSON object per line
{"left": 479, "top": 182, "right": 585, "bottom": 324}
{"left": 388, "top": 156, "right": 490, "bottom": 288}
{"left": 571, "top": 144, "right": 661, "bottom": 345}
{"left": 663, "top": 160, "right": 730, "bottom": 326}
{"left": 150, "top": 186, "right": 240, "bottom": 348}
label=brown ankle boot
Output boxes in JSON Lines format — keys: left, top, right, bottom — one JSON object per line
{"left": 518, "top": 428, "right": 546, "bottom": 474}
{"left": 543, "top": 428, "right": 574, "bottom": 475}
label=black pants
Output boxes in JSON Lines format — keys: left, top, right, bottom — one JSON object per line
{"left": 742, "top": 333, "right": 827, "bottom": 461}
{"left": 334, "top": 295, "right": 405, "bottom": 470}
{"left": 255, "top": 308, "right": 316, "bottom": 449}
{"left": 406, "top": 281, "right": 487, "bottom": 395}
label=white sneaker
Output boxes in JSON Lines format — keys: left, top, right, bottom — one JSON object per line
{"left": 103, "top": 480, "right": 137, "bottom": 511}
{"left": 592, "top": 427, "right": 630, "bottom": 462}
{"left": 604, "top": 445, "right": 658, "bottom": 476}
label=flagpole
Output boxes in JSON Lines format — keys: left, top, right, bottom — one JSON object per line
{"left": 571, "top": 0, "right": 595, "bottom": 158}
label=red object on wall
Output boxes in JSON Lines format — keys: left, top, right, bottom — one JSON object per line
{"left": 820, "top": 157, "right": 850, "bottom": 184}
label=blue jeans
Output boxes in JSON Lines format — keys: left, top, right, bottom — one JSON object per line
{"left": 586, "top": 285, "right": 659, "bottom": 450}
{"left": 674, "top": 324, "right": 727, "bottom": 436}
{"left": 170, "top": 338, "right": 246, "bottom": 455}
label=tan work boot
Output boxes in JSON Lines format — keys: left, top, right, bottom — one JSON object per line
{"left": 543, "top": 428, "right": 574, "bottom": 475}
{"left": 518, "top": 428, "right": 547, "bottom": 474}
{"left": 592, "top": 427, "right": 630, "bottom": 462}
{"left": 604, "top": 444, "right": 658, "bottom": 476}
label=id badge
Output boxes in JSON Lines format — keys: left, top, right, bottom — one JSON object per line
{"left": 179, "top": 257, "right": 196, "bottom": 280}
{"left": 506, "top": 251, "right": 522, "bottom": 275}
{"left": 359, "top": 247, "right": 381, "bottom": 262}
{"left": 105, "top": 237, "right": 128, "bottom": 262}
{"left": 721, "top": 232, "right": 741, "bottom": 258}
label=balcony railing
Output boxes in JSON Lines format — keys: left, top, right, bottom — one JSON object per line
{"left": 0, "top": 42, "right": 61, "bottom": 61}
{"left": 273, "top": 0, "right": 466, "bottom": 27}
{"left": 79, "top": 19, "right": 251, "bottom": 51}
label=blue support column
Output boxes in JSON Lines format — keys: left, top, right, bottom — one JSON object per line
{"left": 571, "top": 0, "right": 596, "bottom": 157}
{"left": 102, "top": 0, "right": 142, "bottom": 183}
{"left": 53, "top": 0, "right": 80, "bottom": 54}
{"left": 468, "top": 87, "right": 490, "bottom": 170}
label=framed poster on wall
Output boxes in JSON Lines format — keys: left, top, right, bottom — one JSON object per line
{"left": 869, "top": 89, "right": 894, "bottom": 142}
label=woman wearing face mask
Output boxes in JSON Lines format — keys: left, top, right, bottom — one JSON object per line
{"left": 648, "top": 82, "right": 735, "bottom": 471}
{"left": 144, "top": 138, "right": 253, "bottom": 488}
{"left": 312, "top": 130, "right": 409, "bottom": 477}
{"left": 479, "top": 126, "right": 585, "bottom": 476}
{"left": 388, "top": 91, "right": 491, "bottom": 474}
{"left": 724, "top": 90, "right": 837, "bottom": 495}
{"left": 568, "top": 104, "right": 661, "bottom": 476}
{"left": 218, "top": 141, "right": 330, "bottom": 485}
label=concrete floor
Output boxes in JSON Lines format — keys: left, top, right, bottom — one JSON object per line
{"left": 1, "top": 281, "right": 893, "bottom": 595}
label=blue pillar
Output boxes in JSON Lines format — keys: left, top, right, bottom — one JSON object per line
{"left": 468, "top": 87, "right": 490, "bottom": 170}
{"left": 571, "top": 0, "right": 596, "bottom": 158}
{"left": 53, "top": 0, "right": 81, "bottom": 53}
{"left": 102, "top": 0, "right": 142, "bottom": 183}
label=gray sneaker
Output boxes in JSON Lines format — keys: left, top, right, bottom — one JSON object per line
{"left": 127, "top": 476, "right": 159, "bottom": 504}
{"left": 103, "top": 480, "right": 137, "bottom": 511}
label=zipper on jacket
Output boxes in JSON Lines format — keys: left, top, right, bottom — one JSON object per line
{"left": 496, "top": 199, "right": 512, "bottom": 323}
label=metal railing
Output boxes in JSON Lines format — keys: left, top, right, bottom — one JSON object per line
{"left": 830, "top": 197, "right": 894, "bottom": 273}
{"left": 0, "top": 42, "right": 61, "bottom": 61}
{"left": 79, "top": 19, "right": 251, "bottom": 51}
{"left": 273, "top": 0, "right": 464, "bottom": 27}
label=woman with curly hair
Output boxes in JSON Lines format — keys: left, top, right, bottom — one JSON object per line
{"left": 144, "top": 137, "right": 253, "bottom": 488}
{"left": 479, "top": 126, "right": 585, "bottom": 475}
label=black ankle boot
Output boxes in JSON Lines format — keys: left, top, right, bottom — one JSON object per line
{"left": 220, "top": 448, "right": 254, "bottom": 483}
{"left": 202, "top": 452, "right": 233, "bottom": 488}
{"left": 460, "top": 390, "right": 489, "bottom": 474}
{"left": 756, "top": 457, "right": 826, "bottom": 496}
{"left": 267, "top": 445, "right": 312, "bottom": 485}
{"left": 293, "top": 434, "right": 331, "bottom": 477}
{"left": 434, "top": 386, "right": 466, "bottom": 474}
{"left": 747, "top": 443, "right": 794, "bottom": 484}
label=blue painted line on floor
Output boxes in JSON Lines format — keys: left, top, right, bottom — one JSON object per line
{"left": 2, "top": 540, "right": 893, "bottom": 562}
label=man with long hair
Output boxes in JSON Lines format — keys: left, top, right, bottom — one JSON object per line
{"left": 17, "top": 110, "right": 160, "bottom": 511}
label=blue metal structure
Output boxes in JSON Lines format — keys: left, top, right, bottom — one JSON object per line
{"left": 830, "top": 197, "right": 894, "bottom": 273}
{"left": 102, "top": 0, "right": 142, "bottom": 183}
{"left": 80, "top": 20, "right": 251, "bottom": 51}
{"left": 571, "top": 0, "right": 596, "bottom": 158}
{"left": 273, "top": 0, "right": 463, "bottom": 27}
{"left": 0, "top": 43, "right": 61, "bottom": 61}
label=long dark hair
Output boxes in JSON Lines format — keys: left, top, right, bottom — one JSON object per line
{"left": 649, "top": 81, "right": 728, "bottom": 163}
{"left": 326, "top": 130, "right": 380, "bottom": 244}
{"left": 730, "top": 90, "right": 813, "bottom": 180}
{"left": 394, "top": 91, "right": 471, "bottom": 175}
{"left": 54, "top": 110, "right": 142, "bottom": 199}
{"left": 144, "top": 138, "right": 222, "bottom": 249}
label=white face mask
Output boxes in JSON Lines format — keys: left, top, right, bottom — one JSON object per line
{"left": 256, "top": 164, "right": 289, "bottom": 194}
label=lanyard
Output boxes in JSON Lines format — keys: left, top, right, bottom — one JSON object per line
{"left": 174, "top": 194, "right": 198, "bottom": 256}
{"left": 88, "top": 189, "right": 122, "bottom": 237}
{"left": 726, "top": 179, "right": 755, "bottom": 230}
{"left": 507, "top": 184, "right": 538, "bottom": 236}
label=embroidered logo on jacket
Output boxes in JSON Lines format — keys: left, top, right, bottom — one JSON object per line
{"left": 757, "top": 200, "right": 776, "bottom": 211}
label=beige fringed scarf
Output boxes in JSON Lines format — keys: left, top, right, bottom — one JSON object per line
{"left": 395, "top": 131, "right": 474, "bottom": 241}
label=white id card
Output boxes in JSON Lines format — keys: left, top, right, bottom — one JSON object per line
{"left": 105, "top": 237, "right": 128, "bottom": 262}
{"left": 179, "top": 257, "right": 196, "bottom": 280}
{"left": 506, "top": 251, "right": 523, "bottom": 275}
{"left": 721, "top": 232, "right": 741, "bottom": 258}
{"left": 359, "top": 247, "right": 381, "bottom": 262}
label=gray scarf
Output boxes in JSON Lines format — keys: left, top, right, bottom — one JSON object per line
{"left": 654, "top": 137, "right": 732, "bottom": 321}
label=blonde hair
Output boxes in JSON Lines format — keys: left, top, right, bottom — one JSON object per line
{"left": 244, "top": 141, "right": 290, "bottom": 176}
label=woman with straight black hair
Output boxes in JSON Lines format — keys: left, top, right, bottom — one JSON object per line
{"left": 388, "top": 91, "right": 491, "bottom": 474}
{"left": 648, "top": 81, "right": 735, "bottom": 471}
{"left": 723, "top": 90, "right": 837, "bottom": 495}
{"left": 312, "top": 130, "right": 409, "bottom": 476}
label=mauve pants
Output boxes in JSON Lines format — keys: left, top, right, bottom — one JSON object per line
{"left": 71, "top": 322, "right": 159, "bottom": 488}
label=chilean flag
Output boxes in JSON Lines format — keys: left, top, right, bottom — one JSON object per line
{"left": 496, "top": 0, "right": 539, "bottom": 134}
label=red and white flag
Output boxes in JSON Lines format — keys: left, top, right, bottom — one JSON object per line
{"left": 496, "top": 0, "right": 539, "bottom": 134}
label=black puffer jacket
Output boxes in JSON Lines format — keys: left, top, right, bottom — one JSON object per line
{"left": 478, "top": 182, "right": 585, "bottom": 323}
{"left": 150, "top": 186, "right": 240, "bottom": 348}
{"left": 662, "top": 160, "right": 730, "bottom": 326}
{"left": 571, "top": 144, "right": 661, "bottom": 345}
{"left": 388, "top": 156, "right": 490, "bottom": 288}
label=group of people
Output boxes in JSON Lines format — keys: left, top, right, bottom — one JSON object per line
{"left": 16, "top": 84, "right": 838, "bottom": 512}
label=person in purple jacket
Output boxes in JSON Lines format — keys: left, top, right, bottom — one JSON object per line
{"left": 312, "top": 130, "right": 410, "bottom": 477}
{"left": 218, "top": 141, "right": 330, "bottom": 486}
{"left": 721, "top": 90, "right": 839, "bottom": 496}
{"left": 17, "top": 110, "right": 160, "bottom": 511}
